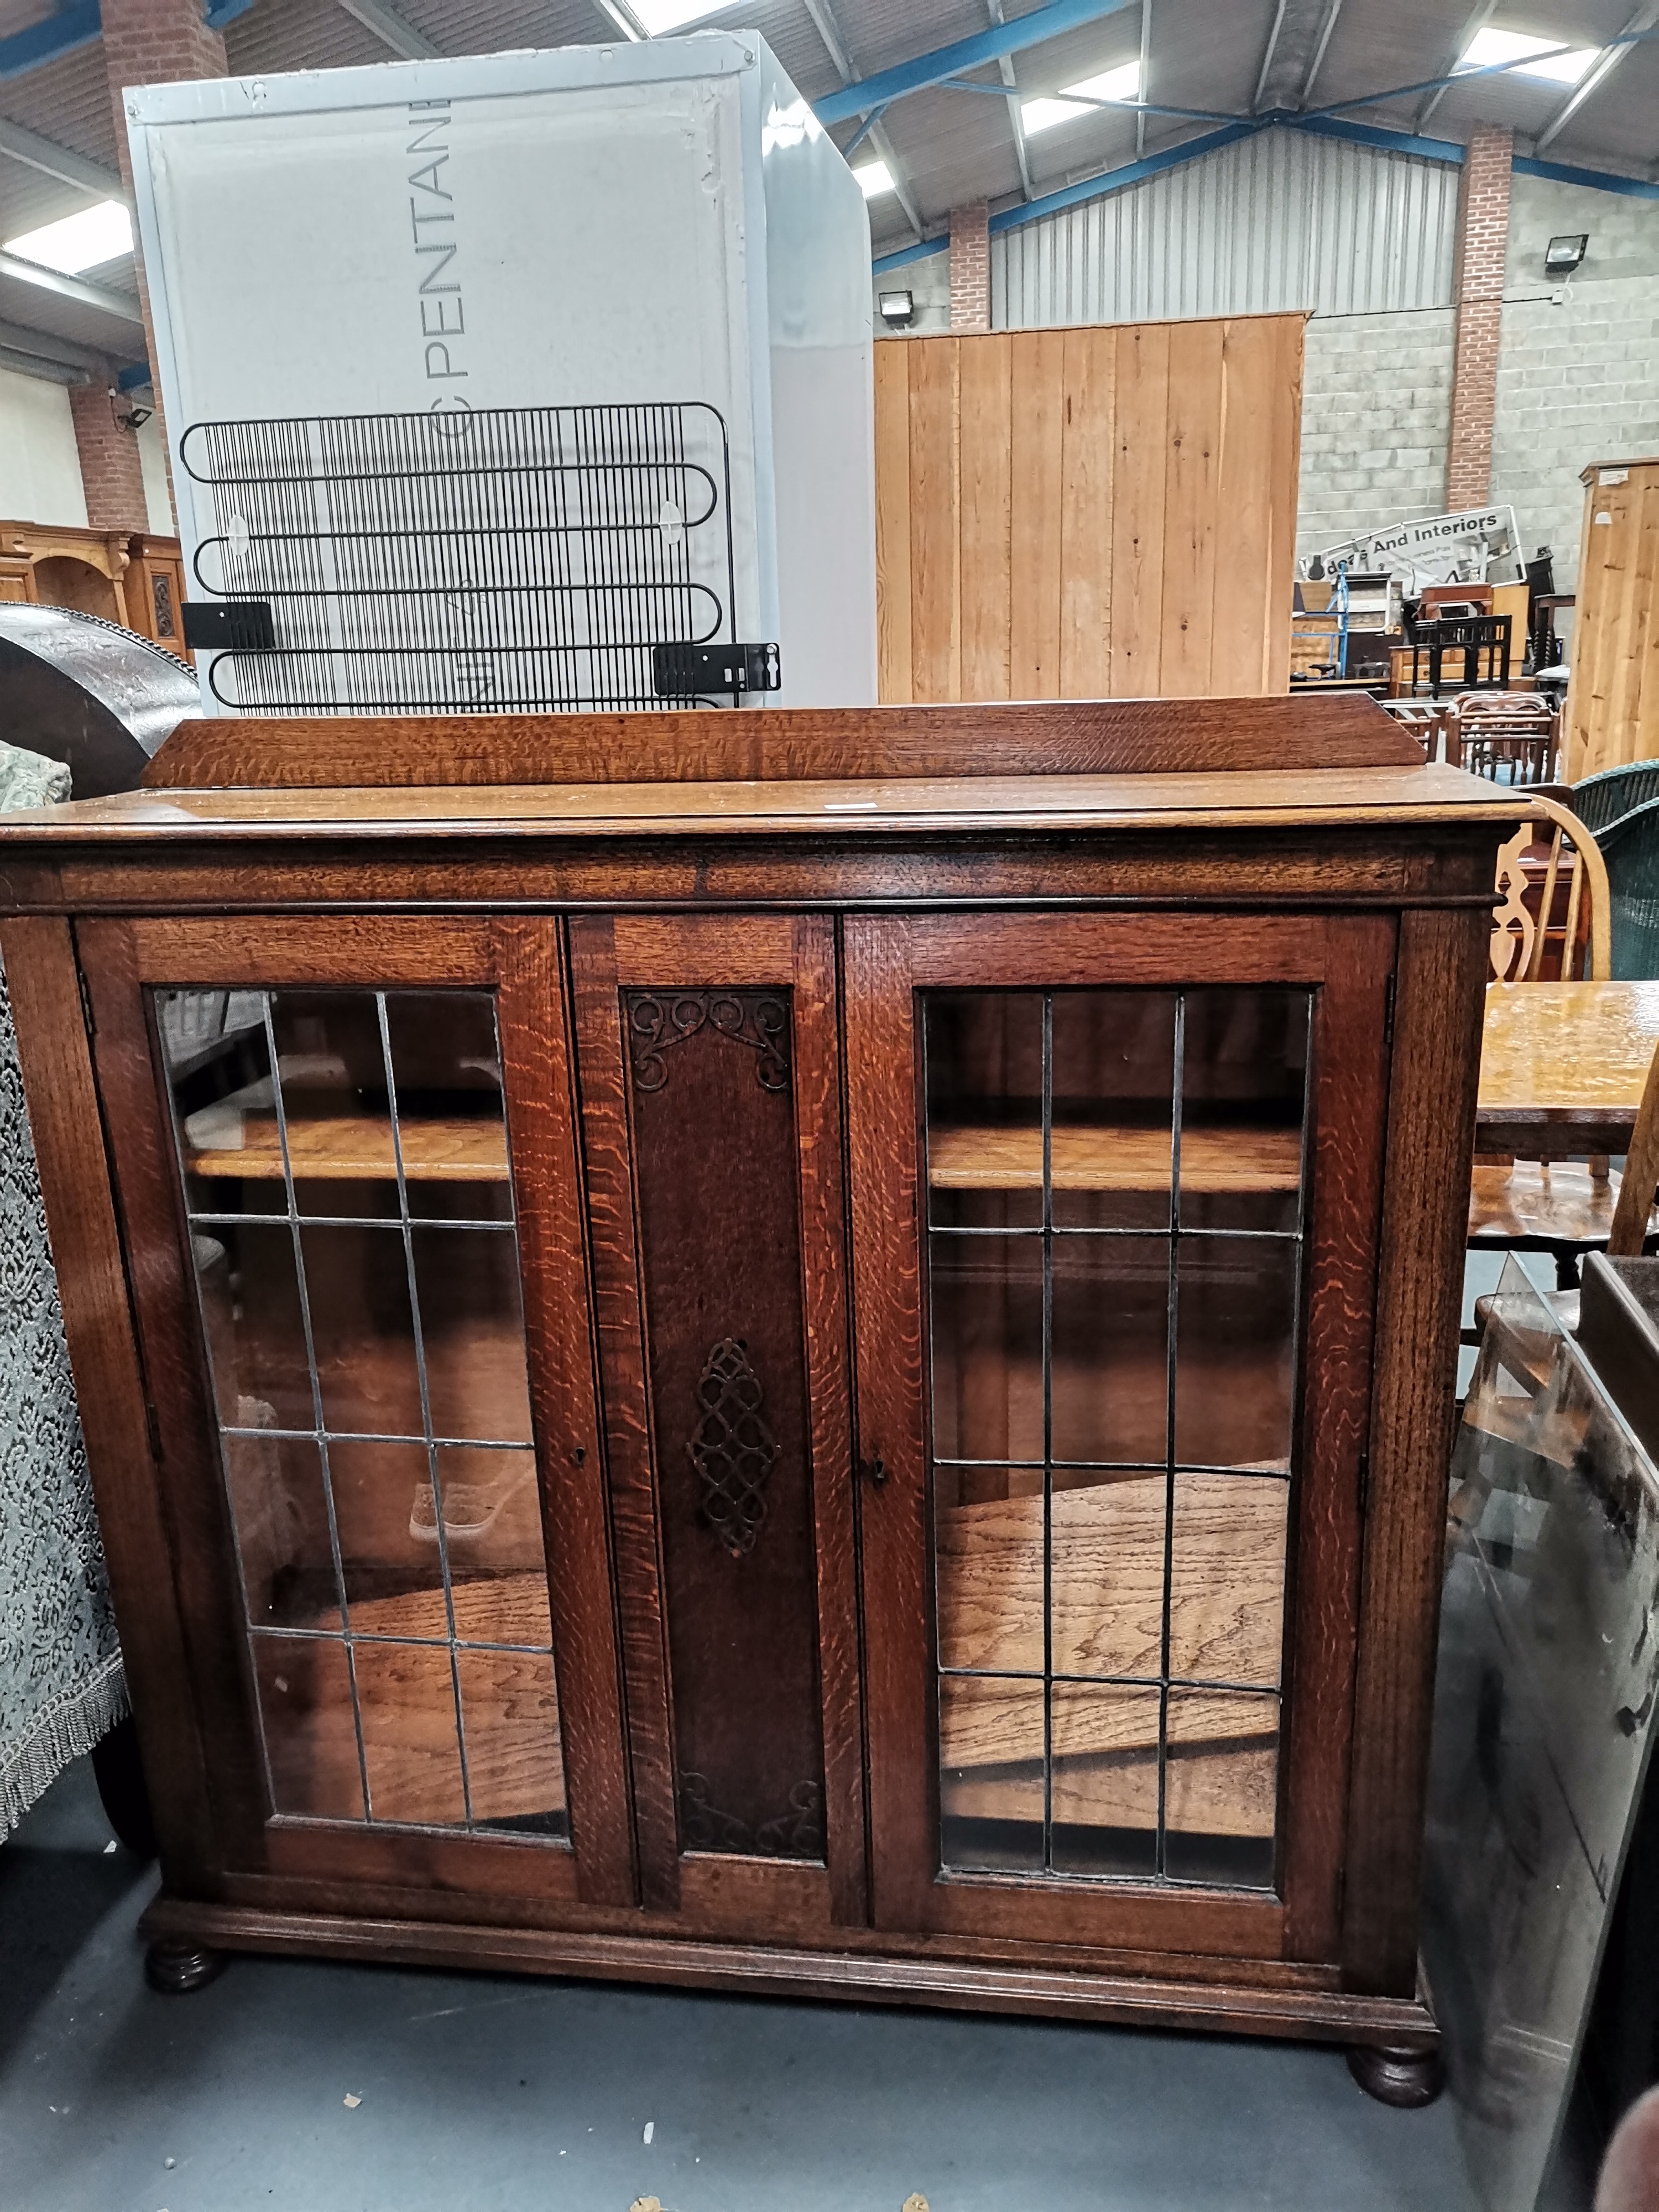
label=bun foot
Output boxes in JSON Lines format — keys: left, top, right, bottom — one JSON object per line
{"left": 1347, "top": 2043, "right": 1444, "bottom": 2107}
{"left": 144, "top": 1941, "right": 226, "bottom": 1996}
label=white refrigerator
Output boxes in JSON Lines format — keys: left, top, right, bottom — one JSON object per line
{"left": 125, "top": 33, "right": 877, "bottom": 714}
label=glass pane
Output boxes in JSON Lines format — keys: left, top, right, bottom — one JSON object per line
{"left": 1051, "top": 1468, "right": 1166, "bottom": 1679}
{"left": 1168, "top": 1474, "right": 1288, "bottom": 1688}
{"left": 928, "top": 1231, "right": 1044, "bottom": 1463}
{"left": 326, "top": 1438, "right": 442, "bottom": 1616}
{"left": 353, "top": 1640, "right": 468, "bottom": 1828}
{"left": 935, "top": 1464, "right": 1044, "bottom": 1674}
{"left": 1180, "top": 989, "right": 1310, "bottom": 1233}
{"left": 252, "top": 1634, "right": 364, "bottom": 1822}
{"left": 224, "top": 1431, "right": 336, "bottom": 1631}
{"left": 925, "top": 993, "right": 1044, "bottom": 1229}
{"left": 1173, "top": 1235, "right": 1298, "bottom": 1472}
{"left": 194, "top": 1222, "right": 311, "bottom": 1431}
{"left": 1051, "top": 1234, "right": 1170, "bottom": 1466}
{"left": 385, "top": 992, "right": 513, "bottom": 1222}
{"left": 1050, "top": 1682, "right": 1160, "bottom": 1879}
{"left": 270, "top": 990, "right": 398, "bottom": 1217}
{"left": 939, "top": 1673, "right": 1044, "bottom": 1873}
{"left": 156, "top": 989, "right": 285, "bottom": 1219}
{"left": 456, "top": 1648, "right": 566, "bottom": 1837}
{"left": 411, "top": 1228, "right": 534, "bottom": 1443}
{"left": 922, "top": 983, "right": 1302, "bottom": 1896}
{"left": 156, "top": 983, "right": 568, "bottom": 1846}
{"left": 299, "top": 1223, "right": 422, "bottom": 1436}
{"left": 1164, "top": 1688, "right": 1279, "bottom": 1887}
{"left": 1050, "top": 991, "right": 1175, "bottom": 1231}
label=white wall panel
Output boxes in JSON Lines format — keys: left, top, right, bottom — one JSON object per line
{"left": 991, "top": 127, "right": 1459, "bottom": 330}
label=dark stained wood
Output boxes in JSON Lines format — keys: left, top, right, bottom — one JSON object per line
{"left": 136, "top": 1891, "right": 1438, "bottom": 2047}
{"left": 0, "top": 827, "right": 1509, "bottom": 926}
{"left": 1281, "top": 917, "right": 1396, "bottom": 1960}
{"left": 140, "top": 696, "right": 1426, "bottom": 793}
{"left": 0, "top": 699, "right": 1506, "bottom": 2056}
{"left": 75, "top": 918, "right": 273, "bottom": 1872}
{"left": 567, "top": 916, "right": 682, "bottom": 1913}
{"left": 578, "top": 912, "right": 868, "bottom": 1927}
{"left": 1342, "top": 906, "right": 1492, "bottom": 1997}
{"left": 492, "top": 919, "right": 635, "bottom": 1907}
{"left": 0, "top": 917, "right": 220, "bottom": 1891}
{"left": 842, "top": 919, "right": 933, "bottom": 1932}
{"left": 788, "top": 921, "right": 868, "bottom": 1930}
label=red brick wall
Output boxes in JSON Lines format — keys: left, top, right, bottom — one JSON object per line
{"left": 100, "top": 0, "right": 227, "bottom": 187}
{"left": 950, "top": 202, "right": 990, "bottom": 333}
{"left": 1446, "top": 123, "right": 1511, "bottom": 510}
{"left": 97, "top": 0, "right": 226, "bottom": 524}
{"left": 68, "top": 379, "right": 150, "bottom": 532}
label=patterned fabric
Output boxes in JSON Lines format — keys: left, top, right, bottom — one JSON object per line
{"left": 1, "top": 744, "right": 124, "bottom": 1839}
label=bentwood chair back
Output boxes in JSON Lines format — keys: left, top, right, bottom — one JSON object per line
{"left": 1474, "top": 801, "right": 1618, "bottom": 1286}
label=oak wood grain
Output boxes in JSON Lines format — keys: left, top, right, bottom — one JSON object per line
{"left": 1342, "top": 905, "right": 1490, "bottom": 1995}
{"left": 135, "top": 696, "right": 1429, "bottom": 794}
{"left": 567, "top": 915, "right": 682, "bottom": 1912}
{"left": 1477, "top": 980, "right": 1659, "bottom": 1155}
{"left": 493, "top": 917, "right": 638, "bottom": 1906}
{"left": 0, "top": 917, "right": 220, "bottom": 1889}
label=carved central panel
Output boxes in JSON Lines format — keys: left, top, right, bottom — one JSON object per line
{"left": 626, "top": 990, "right": 790, "bottom": 1094}
{"left": 687, "top": 1336, "right": 780, "bottom": 1558}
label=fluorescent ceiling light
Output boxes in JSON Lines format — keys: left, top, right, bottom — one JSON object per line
{"left": 854, "top": 159, "right": 896, "bottom": 198}
{"left": 631, "top": 0, "right": 722, "bottom": 30}
{"left": 1022, "top": 58, "right": 1140, "bottom": 136}
{"left": 1457, "top": 26, "right": 1597, "bottom": 86}
{"left": 3, "top": 198, "right": 133, "bottom": 275}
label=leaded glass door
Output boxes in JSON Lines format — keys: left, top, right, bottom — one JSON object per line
{"left": 847, "top": 913, "right": 1395, "bottom": 1960}
{"left": 80, "top": 917, "right": 634, "bottom": 1908}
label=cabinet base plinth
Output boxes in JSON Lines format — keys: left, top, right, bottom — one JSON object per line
{"left": 144, "top": 1941, "right": 227, "bottom": 1996}
{"left": 1347, "top": 2043, "right": 1444, "bottom": 2107}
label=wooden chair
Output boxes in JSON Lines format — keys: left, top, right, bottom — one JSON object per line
{"left": 1473, "top": 800, "right": 1617, "bottom": 1286}
{"left": 1378, "top": 698, "right": 1443, "bottom": 761}
{"left": 1451, "top": 692, "right": 1558, "bottom": 785}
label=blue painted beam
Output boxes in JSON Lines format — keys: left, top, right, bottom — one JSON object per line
{"left": 1513, "top": 153, "right": 1659, "bottom": 201}
{"left": 1290, "top": 114, "right": 1465, "bottom": 164}
{"left": 0, "top": 2, "right": 101, "bottom": 81}
{"left": 986, "top": 119, "right": 1266, "bottom": 235}
{"left": 815, "top": 0, "right": 1138, "bottom": 127}
{"left": 872, "top": 236, "right": 947, "bottom": 276}
{"left": 205, "top": 0, "right": 258, "bottom": 23}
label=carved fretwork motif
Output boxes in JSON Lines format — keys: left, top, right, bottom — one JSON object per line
{"left": 687, "top": 1337, "right": 780, "bottom": 1558}
{"left": 625, "top": 989, "right": 790, "bottom": 1094}
{"left": 679, "top": 1773, "right": 825, "bottom": 1860}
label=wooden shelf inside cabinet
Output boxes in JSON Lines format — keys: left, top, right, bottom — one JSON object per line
{"left": 184, "top": 1097, "right": 509, "bottom": 1185}
{"left": 928, "top": 1124, "right": 1302, "bottom": 1194}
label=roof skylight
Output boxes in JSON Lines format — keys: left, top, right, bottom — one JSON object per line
{"left": 631, "top": 1, "right": 724, "bottom": 32}
{"left": 1022, "top": 58, "right": 1140, "bottom": 136}
{"left": 1457, "top": 26, "right": 1597, "bottom": 86}
{"left": 3, "top": 199, "right": 133, "bottom": 276}
{"left": 854, "top": 159, "right": 896, "bottom": 198}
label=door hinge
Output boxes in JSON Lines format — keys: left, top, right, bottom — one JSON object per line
{"left": 143, "top": 1400, "right": 163, "bottom": 1464}
{"left": 76, "top": 965, "right": 96, "bottom": 1037}
{"left": 1357, "top": 1451, "right": 1370, "bottom": 1519}
{"left": 1383, "top": 973, "right": 1396, "bottom": 1049}
{"left": 1334, "top": 1865, "right": 1347, "bottom": 1923}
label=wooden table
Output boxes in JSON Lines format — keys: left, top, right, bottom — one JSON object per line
{"left": 1479, "top": 982, "right": 1659, "bottom": 1155}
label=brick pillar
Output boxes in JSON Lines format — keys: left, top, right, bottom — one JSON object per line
{"left": 1445, "top": 123, "right": 1511, "bottom": 510}
{"left": 100, "top": 0, "right": 228, "bottom": 517}
{"left": 950, "top": 202, "right": 990, "bottom": 333}
{"left": 69, "top": 377, "right": 150, "bottom": 531}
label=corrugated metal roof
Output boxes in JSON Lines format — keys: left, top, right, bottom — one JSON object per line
{"left": 992, "top": 126, "right": 1458, "bottom": 327}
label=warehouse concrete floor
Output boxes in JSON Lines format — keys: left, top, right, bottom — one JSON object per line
{"left": 1, "top": 1758, "right": 1593, "bottom": 2212}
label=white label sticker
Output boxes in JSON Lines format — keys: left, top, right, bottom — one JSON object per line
{"left": 1599, "top": 468, "right": 1630, "bottom": 486}
{"left": 1595, "top": 511, "right": 1614, "bottom": 525}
